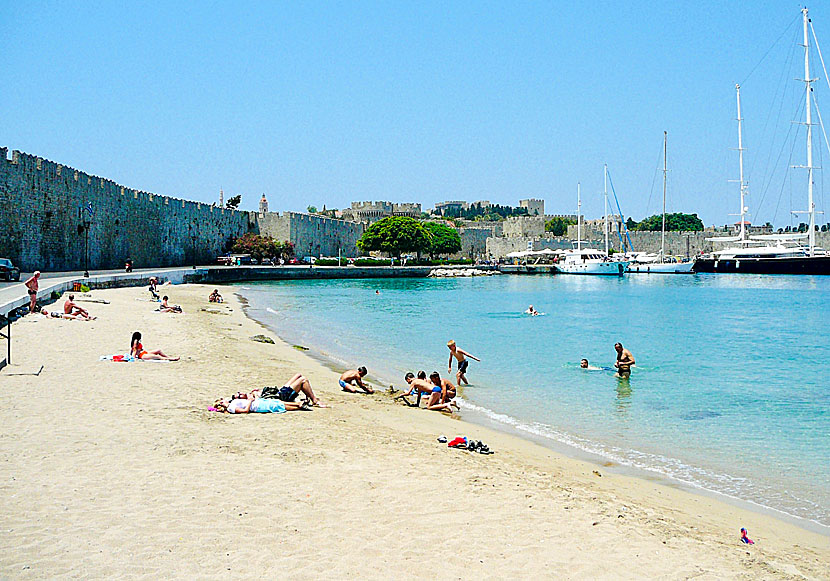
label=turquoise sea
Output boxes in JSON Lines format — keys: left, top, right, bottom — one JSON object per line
{"left": 238, "top": 274, "right": 830, "bottom": 529}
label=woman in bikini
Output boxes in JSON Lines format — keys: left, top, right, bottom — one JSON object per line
{"left": 130, "top": 331, "right": 179, "bottom": 361}
{"left": 212, "top": 394, "right": 309, "bottom": 414}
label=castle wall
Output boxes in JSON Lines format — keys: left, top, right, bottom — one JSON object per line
{"left": 0, "top": 149, "right": 254, "bottom": 272}
{"left": 260, "top": 212, "right": 364, "bottom": 258}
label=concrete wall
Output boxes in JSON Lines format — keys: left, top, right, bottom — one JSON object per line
{"left": 0, "top": 149, "right": 255, "bottom": 271}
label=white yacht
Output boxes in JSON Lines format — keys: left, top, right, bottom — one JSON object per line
{"left": 627, "top": 132, "right": 695, "bottom": 274}
{"left": 555, "top": 181, "right": 629, "bottom": 275}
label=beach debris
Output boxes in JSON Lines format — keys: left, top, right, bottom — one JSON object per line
{"left": 250, "top": 335, "right": 275, "bottom": 344}
{"left": 740, "top": 528, "right": 754, "bottom": 544}
{"left": 592, "top": 470, "right": 602, "bottom": 477}
{"left": 292, "top": 344, "right": 309, "bottom": 351}
{"left": 427, "top": 268, "right": 501, "bottom": 278}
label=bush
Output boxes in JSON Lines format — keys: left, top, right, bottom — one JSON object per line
{"left": 313, "top": 258, "right": 341, "bottom": 266}
{"left": 353, "top": 258, "right": 392, "bottom": 267}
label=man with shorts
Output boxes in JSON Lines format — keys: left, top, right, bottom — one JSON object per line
{"left": 397, "top": 372, "right": 456, "bottom": 412}
{"left": 614, "top": 342, "right": 636, "bottom": 377}
{"left": 24, "top": 271, "right": 40, "bottom": 314}
{"left": 429, "top": 371, "right": 457, "bottom": 404}
{"left": 339, "top": 367, "right": 373, "bottom": 393}
{"left": 63, "top": 294, "right": 91, "bottom": 318}
{"left": 261, "top": 373, "right": 328, "bottom": 407}
{"left": 447, "top": 340, "right": 480, "bottom": 385}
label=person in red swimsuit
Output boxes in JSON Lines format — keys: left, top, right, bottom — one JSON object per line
{"left": 130, "top": 331, "right": 179, "bottom": 361}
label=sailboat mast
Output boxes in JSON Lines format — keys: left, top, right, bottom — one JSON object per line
{"left": 661, "top": 131, "right": 667, "bottom": 259}
{"left": 604, "top": 165, "right": 609, "bottom": 255}
{"left": 803, "top": 7, "right": 816, "bottom": 254}
{"left": 577, "top": 182, "right": 582, "bottom": 252}
{"left": 736, "top": 84, "right": 748, "bottom": 242}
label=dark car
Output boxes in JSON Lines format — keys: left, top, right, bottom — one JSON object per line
{"left": 0, "top": 258, "right": 20, "bottom": 281}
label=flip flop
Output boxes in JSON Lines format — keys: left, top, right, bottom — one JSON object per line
{"left": 437, "top": 436, "right": 448, "bottom": 443}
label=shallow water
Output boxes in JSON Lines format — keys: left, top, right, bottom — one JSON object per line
{"left": 238, "top": 273, "right": 830, "bottom": 528}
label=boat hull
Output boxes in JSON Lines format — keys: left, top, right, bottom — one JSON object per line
{"left": 627, "top": 261, "right": 695, "bottom": 274}
{"left": 693, "top": 255, "right": 830, "bottom": 275}
{"left": 554, "top": 261, "right": 629, "bottom": 275}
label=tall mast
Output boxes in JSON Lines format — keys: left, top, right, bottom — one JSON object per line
{"left": 803, "top": 7, "right": 816, "bottom": 254}
{"left": 661, "top": 131, "right": 667, "bottom": 259}
{"left": 736, "top": 84, "right": 748, "bottom": 241}
{"left": 604, "top": 164, "right": 609, "bottom": 255}
{"left": 577, "top": 182, "right": 582, "bottom": 252}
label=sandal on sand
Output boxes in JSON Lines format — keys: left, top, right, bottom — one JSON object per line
{"left": 299, "top": 401, "right": 314, "bottom": 411}
{"left": 311, "top": 401, "right": 330, "bottom": 408}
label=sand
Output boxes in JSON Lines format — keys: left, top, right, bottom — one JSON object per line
{"left": 0, "top": 284, "right": 827, "bottom": 579}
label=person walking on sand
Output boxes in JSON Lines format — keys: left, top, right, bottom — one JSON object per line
{"left": 24, "top": 271, "right": 40, "bottom": 314}
{"left": 614, "top": 342, "right": 635, "bottom": 377}
{"left": 447, "top": 340, "right": 480, "bottom": 385}
{"left": 340, "top": 367, "right": 373, "bottom": 393}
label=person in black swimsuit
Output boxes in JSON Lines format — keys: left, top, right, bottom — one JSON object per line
{"left": 614, "top": 342, "right": 635, "bottom": 377}
{"left": 447, "top": 340, "right": 480, "bottom": 385}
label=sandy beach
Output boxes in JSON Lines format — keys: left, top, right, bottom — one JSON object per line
{"left": 0, "top": 283, "right": 827, "bottom": 580}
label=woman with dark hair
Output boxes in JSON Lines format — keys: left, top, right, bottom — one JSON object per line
{"left": 130, "top": 331, "right": 179, "bottom": 361}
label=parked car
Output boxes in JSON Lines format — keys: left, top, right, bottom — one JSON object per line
{"left": 0, "top": 258, "right": 20, "bottom": 281}
{"left": 288, "top": 258, "right": 308, "bottom": 265}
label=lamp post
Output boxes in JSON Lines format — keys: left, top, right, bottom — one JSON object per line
{"left": 80, "top": 202, "right": 93, "bottom": 277}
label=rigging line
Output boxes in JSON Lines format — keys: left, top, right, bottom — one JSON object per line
{"left": 810, "top": 21, "right": 830, "bottom": 94}
{"left": 748, "top": 24, "right": 800, "bottom": 181}
{"left": 770, "top": 118, "right": 801, "bottom": 226}
{"left": 740, "top": 12, "right": 800, "bottom": 86}
{"left": 811, "top": 91, "right": 830, "bottom": 170}
{"left": 606, "top": 170, "right": 634, "bottom": 251}
{"left": 644, "top": 140, "right": 662, "bottom": 215}
{"left": 754, "top": 87, "right": 805, "bottom": 222}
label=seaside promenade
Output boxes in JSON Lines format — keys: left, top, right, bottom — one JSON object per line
{"left": 1, "top": 280, "right": 828, "bottom": 578}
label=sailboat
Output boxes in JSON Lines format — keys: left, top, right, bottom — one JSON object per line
{"left": 555, "top": 179, "right": 630, "bottom": 275}
{"left": 627, "top": 132, "right": 695, "bottom": 273}
{"left": 695, "top": 8, "right": 830, "bottom": 274}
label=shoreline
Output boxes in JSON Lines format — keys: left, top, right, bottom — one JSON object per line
{"left": 2, "top": 283, "right": 828, "bottom": 578}
{"left": 236, "top": 285, "right": 830, "bottom": 538}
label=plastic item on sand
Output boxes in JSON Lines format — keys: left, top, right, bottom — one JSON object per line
{"left": 447, "top": 436, "right": 467, "bottom": 448}
{"left": 437, "top": 435, "right": 448, "bottom": 443}
{"left": 740, "top": 528, "right": 754, "bottom": 544}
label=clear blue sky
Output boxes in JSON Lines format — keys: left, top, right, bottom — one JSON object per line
{"left": 2, "top": 1, "right": 828, "bottom": 227}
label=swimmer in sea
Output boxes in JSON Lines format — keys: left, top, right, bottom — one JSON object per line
{"left": 580, "top": 358, "right": 601, "bottom": 370}
{"left": 614, "top": 342, "right": 635, "bottom": 377}
{"left": 525, "top": 305, "right": 539, "bottom": 316}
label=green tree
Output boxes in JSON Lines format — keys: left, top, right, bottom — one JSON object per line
{"left": 357, "top": 216, "right": 432, "bottom": 258}
{"left": 307, "top": 205, "right": 318, "bottom": 214}
{"left": 628, "top": 213, "right": 704, "bottom": 231}
{"left": 230, "top": 233, "right": 294, "bottom": 261}
{"left": 424, "top": 222, "right": 462, "bottom": 258}
{"left": 544, "top": 217, "right": 576, "bottom": 236}
{"left": 225, "top": 195, "right": 241, "bottom": 209}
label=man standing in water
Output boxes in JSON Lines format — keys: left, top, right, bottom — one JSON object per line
{"left": 447, "top": 340, "right": 480, "bottom": 385}
{"left": 614, "top": 342, "right": 635, "bottom": 377}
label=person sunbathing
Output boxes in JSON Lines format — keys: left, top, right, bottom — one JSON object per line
{"left": 208, "top": 289, "right": 223, "bottom": 303}
{"left": 39, "top": 308, "right": 91, "bottom": 321}
{"left": 212, "top": 395, "right": 308, "bottom": 414}
{"left": 63, "top": 294, "right": 92, "bottom": 318}
{"left": 259, "top": 373, "right": 329, "bottom": 407}
{"left": 130, "top": 331, "right": 179, "bottom": 361}
{"left": 159, "top": 296, "right": 183, "bottom": 313}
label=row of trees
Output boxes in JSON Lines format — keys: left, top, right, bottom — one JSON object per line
{"left": 229, "top": 233, "right": 294, "bottom": 262}
{"left": 625, "top": 213, "right": 704, "bottom": 232}
{"left": 357, "top": 217, "right": 462, "bottom": 258}
{"left": 438, "top": 202, "right": 532, "bottom": 221}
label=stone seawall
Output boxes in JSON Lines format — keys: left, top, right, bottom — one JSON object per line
{"left": 0, "top": 149, "right": 255, "bottom": 272}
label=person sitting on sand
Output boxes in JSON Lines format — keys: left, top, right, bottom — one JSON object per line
{"left": 398, "top": 372, "right": 457, "bottom": 412}
{"left": 208, "top": 289, "right": 223, "bottom": 303}
{"left": 429, "top": 371, "right": 458, "bottom": 405}
{"left": 525, "top": 305, "right": 539, "bottom": 316}
{"left": 130, "top": 331, "right": 179, "bottom": 361}
{"left": 159, "top": 296, "right": 183, "bottom": 313}
{"left": 614, "top": 342, "right": 635, "bottom": 377}
{"left": 447, "top": 340, "right": 480, "bottom": 385}
{"left": 340, "top": 367, "right": 373, "bottom": 393}
{"left": 64, "top": 294, "right": 92, "bottom": 318}
{"left": 38, "top": 308, "right": 92, "bottom": 321}
{"left": 260, "top": 373, "right": 328, "bottom": 407}
{"left": 212, "top": 395, "right": 310, "bottom": 414}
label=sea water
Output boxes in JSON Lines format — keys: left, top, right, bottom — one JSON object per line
{"left": 238, "top": 274, "right": 830, "bottom": 529}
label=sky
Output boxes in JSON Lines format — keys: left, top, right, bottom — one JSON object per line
{"left": 2, "top": 1, "right": 830, "bottom": 227}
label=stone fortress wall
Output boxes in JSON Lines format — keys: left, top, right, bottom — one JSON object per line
{"left": 0, "top": 149, "right": 256, "bottom": 272}
{"left": 259, "top": 212, "right": 364, "bottom": 258}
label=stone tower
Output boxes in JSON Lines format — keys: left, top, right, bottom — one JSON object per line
{"left": 219, "top": 189, "right": 224, "bottom": 206}
{"left": 259, "top": 193, "right": 269, "bottom": 214}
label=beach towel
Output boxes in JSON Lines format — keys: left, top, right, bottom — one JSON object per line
{"left": 99, "top": 354, "right": 170, "bottom": 363}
